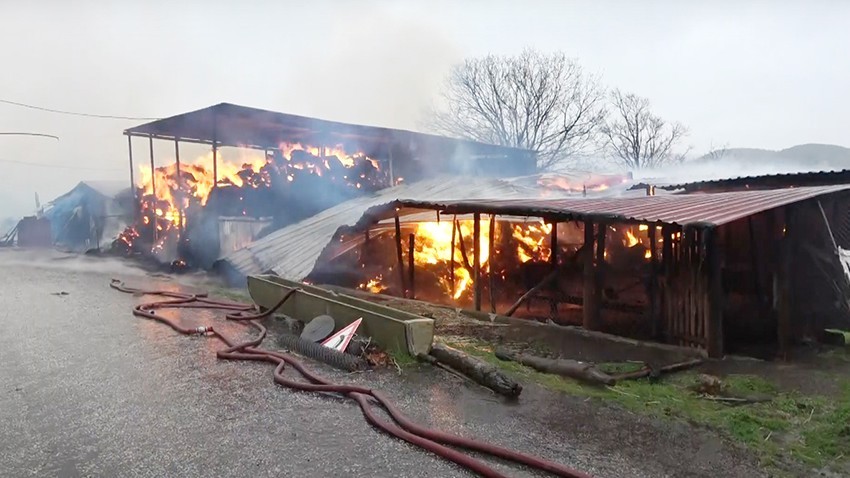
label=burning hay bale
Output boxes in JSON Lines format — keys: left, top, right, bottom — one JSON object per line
{"left": 114, "top": 143, "right": 388, "bottom": 268}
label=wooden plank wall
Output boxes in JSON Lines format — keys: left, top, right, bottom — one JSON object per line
{"left": 660, "top": 226, "right": 710, "bottom": 349}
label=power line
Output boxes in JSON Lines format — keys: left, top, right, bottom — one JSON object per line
{"left": 0, "top": 158, "right": 124, "bottom": 172}
{"left": 0, "top": 99, "right": 160, "bottom": 121}
{"left": 0, "top": 132, "right": 60, "bottom": 140}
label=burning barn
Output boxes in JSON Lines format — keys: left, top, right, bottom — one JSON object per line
{"left": 117, "top": 103, "right": 536, "bottom": 268}
{"left": 307, "top": 185, "right": 850, "bottom": 359}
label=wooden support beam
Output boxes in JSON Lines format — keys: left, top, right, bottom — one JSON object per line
{"left": 127, "top": 135, "right": 137, "bottom": 221}
{"left": 705, "top": 227, "right": 724, "bottom": 358}
{"left": 174, "top": 139, "right": 183, "bottom": 233}
{"left": 777, "top": 207, "right": 793, "bottom": 360}
{"left": 488, "top": 215, "right": 497, "bottom": 313}
{"left": 473, "top": 212, "right": 481, "bottom": 311}
{"left": 450, "top": 216, "right": 457, "bottom": 294}
{"left": 408, "top": 233, "right": 416, "bottom": 300}
{"left": 583, "top": 220, "right": 599, "bottom": 330}
{"left": 393, "top": 212, "right": 406, "bottom": 298}
{"left": 549, "top": 220, "right": 559, "bottom": 316}
{"left": 661, "top": 224, "right": 674, "bottom": 343}
{"left": 593, "top": 221, "right": 607, "bottom": 328}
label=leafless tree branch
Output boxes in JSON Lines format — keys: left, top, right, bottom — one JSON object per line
{"left": 601, "top": 89, "right": 689, "bottom": 170}
{"left": 426, "top": 49, "right": 606, "bottom": 171}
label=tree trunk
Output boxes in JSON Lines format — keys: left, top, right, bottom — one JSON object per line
{"left": 429, "top": 343, "right": 522, "bottom": 397}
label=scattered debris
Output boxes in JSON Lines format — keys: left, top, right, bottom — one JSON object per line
{"left": 495, "top": 348, "right": 615, "bottom": 386}
{"left": 611, "top": 358, "right": 704, "bottom": 381}
{"left": 301, "top": 314, "right": 336, "bottom": 342}
{"left": 690, "top": 374, "right": 774, "bottom": 405}
{"left": 50, "top": 291, "right": 70, "bottom": 296}
{"left": 429, "top": 343, "right": 522, "bottom": 397}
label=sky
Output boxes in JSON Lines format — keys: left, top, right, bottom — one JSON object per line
{"left": 1, "top": 0, "right": 849, "bottom": 218}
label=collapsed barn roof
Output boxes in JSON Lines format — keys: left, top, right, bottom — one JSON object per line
{"left": 214, "top": 176, "right": 546, "bottom": 281}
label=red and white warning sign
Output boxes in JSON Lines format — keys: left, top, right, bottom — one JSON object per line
{"left": 321, "top": 318, "right": 362, "bottom": 352}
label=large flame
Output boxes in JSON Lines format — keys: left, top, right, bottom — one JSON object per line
{"left": 413, "top": 219, "right": 490, "bottom": 300}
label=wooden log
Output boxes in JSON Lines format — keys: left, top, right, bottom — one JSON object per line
{"left": 505, "top": 269, "right": 559, "bottom": 317}
{"left": 473, "top": 212, "right": 481, "bottom": 311}
{"left": 611, "top": 358, "right": 703, "bottom": 381}
{"left": 393, "top": 212, "right": 406, "bottom": 298}
{"left": 495, "top": 349, "right": 615, "bottom": 386}
{"left": 429, "top": 343, "right": 522, "bottom": 397}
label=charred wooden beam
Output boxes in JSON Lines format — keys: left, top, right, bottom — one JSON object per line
{"left": 705, "top": 226, "right": 724, "bottom": 358}
{"left": 408, "top": 233, "right": 415, "bottom": 300}
{"left": 489, "top": 214, "right": 497, "bottom": 313}
{"left": 549, "top": 220, "right": 559, "bottom": 316}
{"left": 174, "top": 139, "right": 183, "bottom": 233}
{"left": 648, "top": 224, "right": 660, "bottom": 338}
{"left": 393, "top": 212, "right": 406, "bottom": 298}
{"left": 455, "top": 219, "right": 473, "bottom": 271}
{"left": 473, "top": 212, "right": 481, "bottom": 311}
{"left": 593, "top": 222, "right": 607, "bottom": 328}
{"left": 661, "top": 224, "right": 674, "bottom": 343}
{"left": 450, "top": 215, "right": 457, "bottom": 294}
{"left": 505, "top": 269, "right": 559, "bottom": 317}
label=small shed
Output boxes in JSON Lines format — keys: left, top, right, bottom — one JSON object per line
{"left": 44, "top": 181, "right": 134, "bottom": 252}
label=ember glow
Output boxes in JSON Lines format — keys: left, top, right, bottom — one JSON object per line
{"left": 413, "top": 219, "right": 491, "bottom": 300}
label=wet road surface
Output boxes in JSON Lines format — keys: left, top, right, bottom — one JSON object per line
{"left": 0, "top": 250, "right": 764, "bottom": 477}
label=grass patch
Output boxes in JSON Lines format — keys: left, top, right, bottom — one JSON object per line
{"left": 390, "top": 351, "right": 418, "bottom": 368}
{"left": 444, "top": 338, "right": 850, "bottom": 474}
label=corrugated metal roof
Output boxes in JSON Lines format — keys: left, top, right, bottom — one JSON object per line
{"left": 216, "top": 176, "right": 543, "bottom": 279}
{"left": 382, "top": 184, "right": 850, "bottom": 227}
{"left": 637, "top": 169, "right": 850, "bottom": 191}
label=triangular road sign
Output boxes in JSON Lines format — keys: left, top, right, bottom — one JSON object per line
{"left": 321, "top": 318, "right": 362, "bottom": 352}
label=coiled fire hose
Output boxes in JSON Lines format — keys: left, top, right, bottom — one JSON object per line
{"left": 109, "top": 280, "right": 593, "bottom": 478}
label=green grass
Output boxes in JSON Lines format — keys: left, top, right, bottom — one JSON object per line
{"left": 444, "top": 339, "right": 850, "bottom": 475}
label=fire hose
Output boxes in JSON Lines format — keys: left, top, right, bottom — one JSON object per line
{"left": 109, "top": 280, "right": 593, "bottom": 478}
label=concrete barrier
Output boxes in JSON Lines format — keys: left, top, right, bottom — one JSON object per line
{"left": 247, "top": 275, "right": 434, "bottom": 357}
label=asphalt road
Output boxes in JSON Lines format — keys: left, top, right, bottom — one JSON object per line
{"left": 0, "top": 250, "right": 764, "bottom": 478}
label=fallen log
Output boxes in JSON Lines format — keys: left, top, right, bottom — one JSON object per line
{"left": 429, "top": 343, "right": 522, "bottom": 397}
{"left": 495, "top": 348, "right": 615, "bottom": 386}
{"left": 611, "top": 358, "right": 704, "bottom": 381}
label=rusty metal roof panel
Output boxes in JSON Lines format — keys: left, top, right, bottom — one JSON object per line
{"left": 641, "top": 169, "right": 850, "bottom": 191}
{"left": 391, "top": 184, "right": 850, "bottom": 227}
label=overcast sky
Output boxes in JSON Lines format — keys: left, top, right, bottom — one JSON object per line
{"left": 1, "top": 0, "right": 848, "bottom": 218}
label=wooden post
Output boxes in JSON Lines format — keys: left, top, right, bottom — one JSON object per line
{"left": 488, "top": 214, "right": 497, "bottom": 313}
{"left": 394, "top": 212, "right": 406, "bottom": 298}
{"left": 648, "top": 224, "right": 659, "bottom": 338}
{"left": 387, "top": 143, "right": 395, "bottom": 186}
{"left": 777, "top": 207, "right": 793, "bottom": 360}
{"left": 408, "top": 233, "right": 415, "bottom": 300}
{"left": 450, "top": 215, "right": 457, "bottom": 294}
{"left": 594, "top": 221, "right": 607, "bottom": 327}
{"left": 174, "top": 139, "right": 183, "bottom": 233}
{"left": 705, "top": 227, "right": 724, "bottom": 358}
{"left": 661, "top": 224, "right": 674, "bottom": 342}
{"left": 212, "top": 111, "right": 218, "bottom": 188}
{"left": 549, "top": 220, "right": 559, "bottom": 316}
{"left": 473, "top": 213, "right": 481, "bottom": 311}
{"left": 127, "top": 135, "right": 137, "bottom": 220}
{"left": 583, "top": 220, "right": 599, "bottom": 330}
{"left": 148, "top": 135, "right": 157, "bottom": 243}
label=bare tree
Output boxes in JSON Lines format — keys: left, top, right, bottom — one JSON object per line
{"left": 428, "top": 49, "right": 606, "bottom": 171}
{"left": 601, "top": 90, "right": 688, "bottom": 170}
